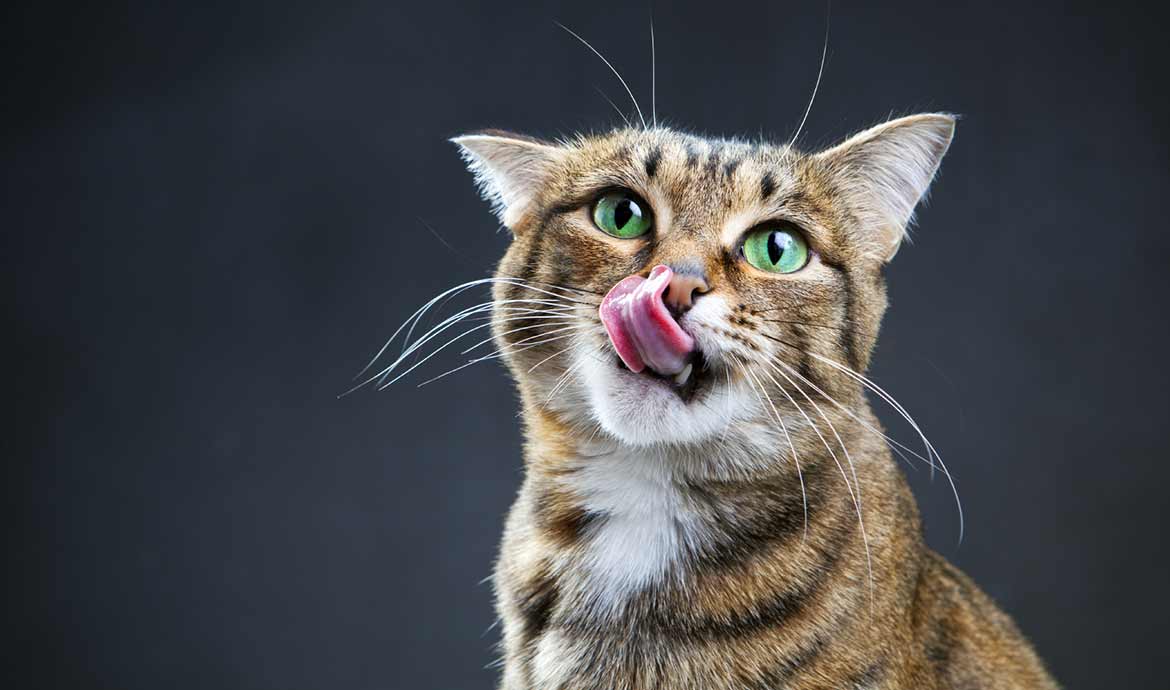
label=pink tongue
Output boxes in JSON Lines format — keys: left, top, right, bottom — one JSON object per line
{"left": 599, "top": 265, "right": 696, "bottom": 376}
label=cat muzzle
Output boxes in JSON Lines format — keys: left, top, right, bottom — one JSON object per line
{"left": 599, "top": 265, "right": 697, "bottom": 378}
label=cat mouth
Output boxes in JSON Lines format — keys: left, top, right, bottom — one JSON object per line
{"left": 600, "top": 265, "right": 715, "bottom": 403}
{"left": 613, "top": 349, "right": 709, "bottom": 403}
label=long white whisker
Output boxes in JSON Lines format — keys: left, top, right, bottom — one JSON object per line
{"left": 378, "top": 319, "right": 526, "bottom": 390}
{"left": 367, "top": 312, "right": 579, "bottom": 392}
{"left": 594, "top": 86, "right": 632, "bottom": 127}
{"left": 417, "top": 330, "right": 586, "bottom": 388}
{"left": 556, "top": 22, "right": 647, "bottom": 128}
{"left": 353, "top": 276, "right": 595, "bottom": 384}
{"left": 808, "top": 350, "right": 964, "bottom": 543}
{"left": 649, "top": 14, "right": 657, "bottom": 127}
{"left": 789, "top": 0, "right": 831, "bottom": 148}
{"left": 355, "top": 278, "right": 497, "bottom": 380}
{"left": 399, "top": 283, "right": 592, "bottom": 357}
{"left": 739, "top": 362, "right": 808, "bottom": 543}
{"left": 472, "top": 324, "right": 589, "bottom": 361}
{"left": 542, "top": 354, "right": 591, "bottom": 408}
{"left": 358, "top": 303, "right": 498, "bottom": 391}
{"left": 770, "top": 356, "right": 933, "bottom": 470}
{"left": 494, "top": 276, "right": 603, "bottom": 301}
{"left": 366, "top": 297, "right": 580, "bottom": 387}
{"left": 392, "top": 304, "right": 545, "bottom": 369}
{"left": 528, "top": 343, "right": 579, "bottom": 374}
{"left": 757, "top": 365, "right": 874, "bottom": 610}
{"left": 458, "top": 315, "right": 584, "bottom": 355}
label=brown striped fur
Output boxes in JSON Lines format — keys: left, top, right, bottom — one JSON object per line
{"left": 452, "top": 116, "right": 1059, "bottom": 689}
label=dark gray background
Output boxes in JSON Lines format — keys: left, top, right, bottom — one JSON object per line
{"left": 6, "top": 0, "right": 1168, "bottom": 688}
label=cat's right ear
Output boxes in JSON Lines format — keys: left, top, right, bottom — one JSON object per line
{"left": 451, "top": 130, "right": 565, "bottom": 231}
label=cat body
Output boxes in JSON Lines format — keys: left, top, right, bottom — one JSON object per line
{"left": 446, "top": 118, "right": 1059, "bottom": 689}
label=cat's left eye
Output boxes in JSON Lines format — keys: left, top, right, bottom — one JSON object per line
{"left": 742, "top": 226, "right": 810, "bottom": 274}
{"left": 592, "top": 192, "right": 653, "bottom": 238}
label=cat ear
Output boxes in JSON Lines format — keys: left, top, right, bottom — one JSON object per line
{"left": 814, "top": 113, "right": 955, "bottom": 261}
{"left": 451, "top": 130, "right": 565, "bottom": 230}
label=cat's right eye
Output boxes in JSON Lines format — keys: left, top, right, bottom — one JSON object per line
{"left": 592, "top": 192, "right": 653, "bottom": 239}
{"left": 742, "top": 226, "right": 810, "bottom": 274}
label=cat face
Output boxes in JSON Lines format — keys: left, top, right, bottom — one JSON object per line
{"left": 455, "top": 116, "right": 953, "bottom": 448}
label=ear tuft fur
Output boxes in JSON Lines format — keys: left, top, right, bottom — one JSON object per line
{"left": 815, "top": 113, "right": 956, "bottom": 261}
{"left": 451, "top": 131, "right": 564, "bottom": 230}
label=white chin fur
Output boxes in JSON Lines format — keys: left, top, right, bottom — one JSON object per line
{"left": 576, "top": 351, "right": 752, "bottom": 446}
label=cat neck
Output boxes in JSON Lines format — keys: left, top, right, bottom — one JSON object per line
{"left": 512, "top": 405, "right": 908, "bottom": 616}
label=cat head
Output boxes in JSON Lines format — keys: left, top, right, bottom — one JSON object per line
{"left": 453, "top": 115, "right": 953, "bottom": 450}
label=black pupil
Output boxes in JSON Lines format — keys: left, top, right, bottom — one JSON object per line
{"left": 614, "top": 199, "right": 637, "bottom": 229}
{"left": 767, "top": 231, "right": 786, "bottom": 264}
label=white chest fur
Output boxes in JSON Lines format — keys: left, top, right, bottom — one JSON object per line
{"left": 562, "top": 446, "right": 709, "bottom": 610}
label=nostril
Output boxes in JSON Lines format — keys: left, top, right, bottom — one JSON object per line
{"left": 663, "top": 273, "right": 710, "bottom": 314}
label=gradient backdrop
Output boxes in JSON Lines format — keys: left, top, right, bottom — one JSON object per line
{"left": 7, "top": 1, "right": 1168, "bottom": 688}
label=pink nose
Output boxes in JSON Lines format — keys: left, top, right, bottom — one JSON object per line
{"left": 662, "top": 268, "right": 710, "bottom": 314}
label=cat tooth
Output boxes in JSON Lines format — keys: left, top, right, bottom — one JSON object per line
{"left": 674, "top": 363, "right": 693, "bottom": 386}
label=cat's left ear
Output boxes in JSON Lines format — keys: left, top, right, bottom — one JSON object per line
{"left": 814, "top": 113, "right": 956, "bottom": 261}
{"left": 451, "top": 130, "right": 566, "bottom": 231}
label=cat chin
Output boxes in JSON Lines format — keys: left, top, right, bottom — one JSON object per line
{"left": 576, "top": 352, "right": 752, "bottom": 447}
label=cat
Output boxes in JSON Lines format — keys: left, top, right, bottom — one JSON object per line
{"left": 369, "top": 114, "right": 1060, "bottom": 688}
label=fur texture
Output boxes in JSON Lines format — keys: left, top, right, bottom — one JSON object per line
{"left": 448, "top": 115, "right": 1059, "bottom": 689}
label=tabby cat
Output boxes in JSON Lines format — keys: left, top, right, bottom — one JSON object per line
{"left": 373, "top": 114, "right": 1060, "bottom": 688}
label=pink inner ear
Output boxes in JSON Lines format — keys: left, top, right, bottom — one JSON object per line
{"left": 599, "top": 265, "right": 695, "bottom": 376}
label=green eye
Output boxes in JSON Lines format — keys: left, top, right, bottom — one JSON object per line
{"left": 592, "top": 192, "right": 652, "bottom": 238}
{"left": 742, "top": 226, "right": 810, "bottom": 274}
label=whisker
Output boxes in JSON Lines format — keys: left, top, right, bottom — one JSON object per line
{"left": 769, "top": 355, "right": 934, "bottom": 470}
{"left": 756, "top": 363, "right": 874, "bottom": 610}
{"left": 354, "top": 278, "right": 498, "bottom": 380}
{"left": 529, "top": 342, "right": 579, "bottom": 374}
{"left": 594, "top": 86, "right": 632, "bottom": 127}
{"left": 386, "top": 322, "right": 587, "bottom": 390}
{"left": 473, "top": 324, "right": 591, "bottom": 361}
{"left": 495, "top": 274, "right": 605, "bottom": 299}
{"left": 417, "top": 329, "right": 586, "bottom": 388}
{"left": 458, "top": 315, "right": 584, "bottom": 355}
{"left": 394, "top": 303, "right": 568, "bottom": 370}
{"left": 753, "top": 317, "right": 851, "bottom": 334}
{"left": 399, "top": 283, "right": 592, "bottom": 355}
{"left": 542, "top": 341, "right": 613, "bottom": 409}
{"left": 354, "top": 276, "right": 596, "bottom": 384}
{"left": 736, "top": 359, "right": 808, "bottom": 543}
{"left": 542, "top": 354, "right": 590, "bottom": 408}
{"left": 757, "top": 332, "right": 942, "bottom": 473}
{"left": 556, "top": 22, "right": 647, "bottom": 128}
{"left": 807, "top": 349, "right": 964, "bottom": 543}
{"left": 364, "top": 310, "right": 580, "bottom": 393}
{"left": 755, "top": 329, "right": 963, "bottom": 543}
{"left": 649, "top": 12, "right": 657, "bottom": 127}
{"left": 788, "top": 0, "right": 831, "bottom": 148}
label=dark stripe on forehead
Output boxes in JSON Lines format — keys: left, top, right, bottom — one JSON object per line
{"left": 760, "top": 171, "right": 777, "bottom": 201}
{"left": 704, "top": 146, "right": 721, "bottom": 180}
{"left": 723, "top": 157, "right": 741, "bottom": 179}
{"left": 612, "top": 144, "right": 633, "bottom": 166}
{"left": 644, "top": 146, "right": 662, "bottom": 179}
{"left": 685, "top": 144, "right": 700, "bottom": 168}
